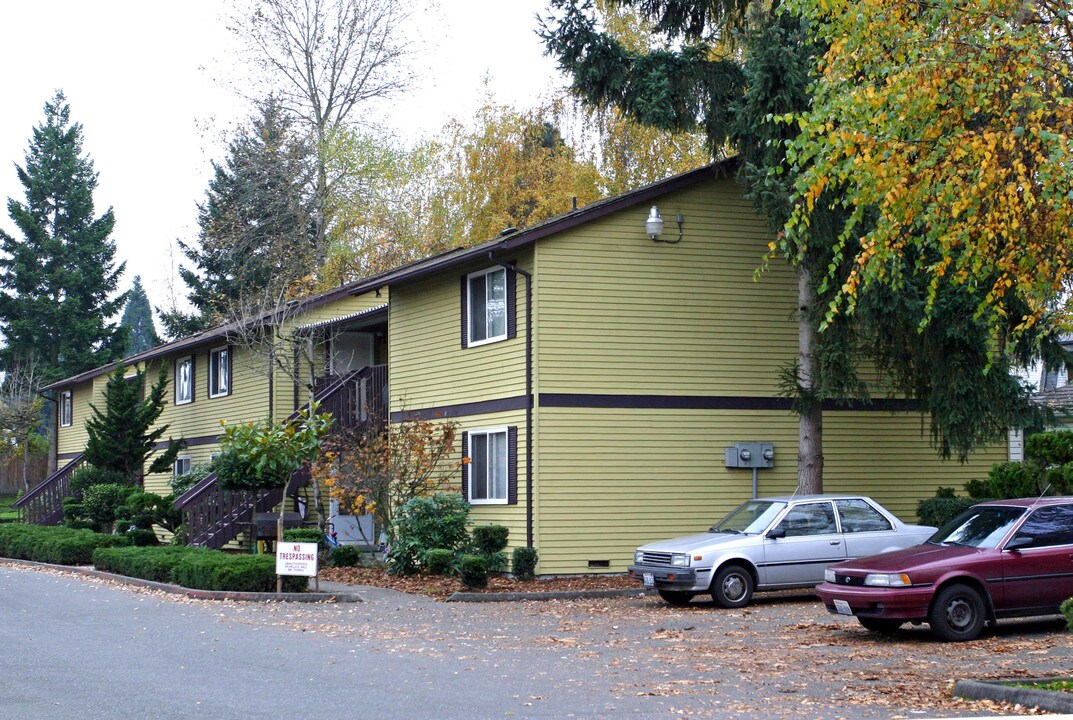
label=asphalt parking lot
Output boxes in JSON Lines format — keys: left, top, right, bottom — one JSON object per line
{"left": 3, "top": 564, "right": 1071, "bottom": 719}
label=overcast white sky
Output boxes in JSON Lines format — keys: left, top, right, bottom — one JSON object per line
{"left": 0, "top": 0, "right": 564, "bottom": 316}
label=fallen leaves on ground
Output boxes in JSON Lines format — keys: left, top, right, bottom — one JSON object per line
{"left": 319, "top": 565, "right": 641, "bottom": 600}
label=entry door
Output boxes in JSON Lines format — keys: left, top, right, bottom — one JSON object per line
{"left": 762, "top": 501, "right": 846, "bottom": 587}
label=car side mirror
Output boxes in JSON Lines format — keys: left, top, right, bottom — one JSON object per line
{"left": 1004, "top": 536, "right": 1033, "bottom": 552}
{"left": 767, "top": 526, "right": 786, "bottom": 540}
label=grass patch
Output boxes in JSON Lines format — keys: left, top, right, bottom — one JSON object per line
{"left": 0, "top": 495, "right": 18, "bottom": 521}
{"left": 1013, "top": 680, "right": 1073, "bottom": 693}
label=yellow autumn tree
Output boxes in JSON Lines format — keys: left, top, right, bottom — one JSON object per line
{"left": 784, "top": 0, "right": 1073, "bottom": 339}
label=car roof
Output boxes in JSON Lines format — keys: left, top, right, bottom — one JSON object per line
{"left": 975, "top": 496, "right": 1073, "bottom": 509}
{"left": 753, "top": 494, "right": 874, "bottom": 503}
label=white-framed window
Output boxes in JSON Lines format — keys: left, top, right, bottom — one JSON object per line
{"left": 60, "top": 390, "right": 73, "bottom": 427}
{"left": 466, "top": 427, "right": 509, "bottom": 504}
{"left": 466, "top": 267, "right": 508, "bottom": 347}
{"left": 175, "top": 355, "right": 194, "bottom": 405}
{"left": 208, "top": 346, "right": 230, "bottom": 398}
{"left": 174, "top": 456, "right": 193, "bottom": 477}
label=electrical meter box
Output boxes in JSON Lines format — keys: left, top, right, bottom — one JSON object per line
{"left": 724, "top": 442, "right": 774, "bottom": 469}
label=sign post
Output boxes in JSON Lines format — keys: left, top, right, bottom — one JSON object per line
{"left": 276, "top": 541, "right": 319, "bottom": 592}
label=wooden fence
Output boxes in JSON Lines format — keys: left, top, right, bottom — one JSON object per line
{"left": 0, "top": 454, "right": 49, "bottom": 495}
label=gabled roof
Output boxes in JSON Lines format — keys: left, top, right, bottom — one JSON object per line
{"left": 43, "top": 158, "right": 737, "bottom": 392}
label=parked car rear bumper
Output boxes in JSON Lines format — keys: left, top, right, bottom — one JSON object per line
{"left": 815, "top": 581, "right": 933, "bottom": 620}
{"left": 628, "top": 564, "right": 706, "bottom": 591}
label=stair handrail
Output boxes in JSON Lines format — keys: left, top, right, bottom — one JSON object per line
{"left": 174, "top": 366, "right": 377, "bottom": 510}
{"left": 12, "top": 453, "right": 85, "bottom": 509}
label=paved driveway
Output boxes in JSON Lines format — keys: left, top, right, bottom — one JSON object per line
{"left": 2, "top": 564, "right": 1069, "bottom": 719}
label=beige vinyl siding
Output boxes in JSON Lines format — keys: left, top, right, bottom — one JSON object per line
{"left": 537, "top": 177, "right": 796, "bottom": 396}
{"left": 389, "top": 258, "right": 528, "bottom": 412}
{"left": 536, "top": 407, "right": 1001, "bottom": 575}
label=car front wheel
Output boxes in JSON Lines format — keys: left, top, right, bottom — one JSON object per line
{"left": 657, "top": 589, "right": 695, "bottom": 606}
{"left": 858, "top": 617, "right": 902, "bottom": 634}
{"left": 928, "top": 583, "right": 985, "bottom": 642}
{"left": 711, "top": 564, "right": 754, "bottom": 608}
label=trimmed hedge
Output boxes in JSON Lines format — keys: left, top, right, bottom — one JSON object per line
{"left": 92, "top": 545, "right": 207, "bottom": 583}
{"left": 917, "top": 497, "right": 991, "bottom": 528}
{"left": 328, "top": 545, "right": 362, "bottom": 568}
{"left": 171, "top": 552, "right": 307, "bottom": 593}
{"left": 511, "top": 546, "right": 538, "bottom": 580}
{"left": 0, "top": 524, "right": 129, "bottom": 565}
{"left": 1061, "top": 597, "right": 1073, "bottom": 631}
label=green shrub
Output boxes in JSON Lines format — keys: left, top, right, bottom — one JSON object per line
{"left": 1026, "top": 430, "right": 1073, "bottom": 467}
{"left": 917, "top": 497, "right": 983, "bottom": 528}
{"left": 122, "top": 528, "right": 160, "bottom": 546}
{"left": 66, "top": 483, "right": 137, "bottom": 533}
{"left": 424, "top": 548, "right": 454, "bottom": 575}
{"left": 282, "top": 527, "right": 328, "bottom": 552}
{"left": 472, "top": 525, "right": 509, "bottom": 555}
{"left": 963, "top": 478, "right": 992, "bottom": 499}
{"left": 170, "top": 552, "right": 307, "bottom": 592}
{"left": 68, "top": 465, "right": 130, "bottom": 496}
{"left": 328, "top": 545, "right": 362, "bottom": 568}
{"left": 458, "top": 553, "right": 488, "bottom": 589}
{"left": 170, "top": 460, "right": 214, "bottom": 498}
{"left": 93, "top": 545, "right": 205, "bottom": 583}
{"left": 0, "top": 524, "right": 129, "bottom": 565}
{"left": 988, "top": 461, "right": 1042, "bottom": 499}
{"left": 389, "top": 493, "right": 470, "bottom": 576}
{"left": 512, "top": 546, "right": 538, "bottom": 580}
{"left": 1061, "top": 597, "right": 1073, "bottom": 631}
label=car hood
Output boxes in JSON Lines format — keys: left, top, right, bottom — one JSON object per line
{"left": 638, "top": 532, "right": 756, "bottom": 554}
{"left": 833, "top": 543, "right": 982, "bottom": 572}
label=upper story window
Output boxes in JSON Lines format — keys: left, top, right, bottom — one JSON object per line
{"left": 175, "top": 355, "right": 194, "bottom": 405}
{"left": 463, "top": 267, "right": 513, "bottom": 348}
{"left": 174, "top": 456, "right": 192, "bottom": 477}
{"left": 208, "top": 346, "right": 230, "bottom": 398}
{"left": 60, "top": 390, "right": 73, "bottom": 427}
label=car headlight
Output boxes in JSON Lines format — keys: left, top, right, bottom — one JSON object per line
{"left": 864, "top": 573, "right": 912, "bottom": 587}
{"left": 635, "top": 550, "right": 644, "bottom": 564}
{"left": 824, "top": 568, "right": 836, "bottom": 583}
{"left": 670, "top": 553, "right": 690, "bottom": 567}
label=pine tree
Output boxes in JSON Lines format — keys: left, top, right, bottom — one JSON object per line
{"left": 177, "top": 97, "right": 315, "bottom": 324}
{"left": 83, "top": 365, "right": 184, "bottom": 486}
{"left": 120, "top": 276, "right": 161, "bottom": 354}
{"left": 0, "top": 91, "right": 128, "bottom": 383}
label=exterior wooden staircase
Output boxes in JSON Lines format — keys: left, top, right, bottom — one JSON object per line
{"left": 12, "top": 453, "right": 86, "bottom": 525}
{"left": 175, "top": 365, "right": 387, "bottom": 549}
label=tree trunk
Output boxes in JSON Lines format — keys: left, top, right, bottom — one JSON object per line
{"left": 797, "top": 264, "right": 824, "bottom": 494}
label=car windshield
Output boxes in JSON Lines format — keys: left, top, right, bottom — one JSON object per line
{"left": 929, "top": 505, "right": 1027, "bottom": 549}
{"left": 712, "top": 500, "right": 786, "bottom": 534}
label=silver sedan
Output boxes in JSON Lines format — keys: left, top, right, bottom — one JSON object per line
{"left": 627, "top": 495, "right": 936, "bottom": 608}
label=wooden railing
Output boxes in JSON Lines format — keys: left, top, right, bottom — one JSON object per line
{"left": 175, "top": 365, "right": 387, "bottom": 549}
{"left": 12, "top": 454, "right": 85, "bottom": 526}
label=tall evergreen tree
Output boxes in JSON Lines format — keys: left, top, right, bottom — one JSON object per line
{"left": 541, "top": 1, "right": 1061, "bottom": 490}
{"left": 83, "top": 365, "right": 184, "bottom": 486}
{"left": 0, "top": 91, "right": 128, "bottom": 383}
{"left": 120, "top": 276, "right": 160, "bottom": 354}
{"left": 171, "top": 97, "right": 315, "bottom": 329}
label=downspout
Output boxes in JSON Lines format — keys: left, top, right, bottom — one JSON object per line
{"left": 490, "top": 252, "right": 534, "bottom": 547}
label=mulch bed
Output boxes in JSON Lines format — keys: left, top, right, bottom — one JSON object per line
{"left": 319, "top": 565, "right": 640, "bottom": 600}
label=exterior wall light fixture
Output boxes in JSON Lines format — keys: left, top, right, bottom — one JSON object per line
{"left": 646, "top": 206, "right": 682, "bottom": 243}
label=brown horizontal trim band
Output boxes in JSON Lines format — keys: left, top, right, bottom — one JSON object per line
{"left": 392, "top": 395, "right": 529, "bottom": 422}
{"left": 57, "top": 452, "right": 81, "bottom": 461}
{"left": 152, "top": 435, "right": 220, "bottom": 452}
{"left": 538, "top": 394, "right": 919, "bottom": 413}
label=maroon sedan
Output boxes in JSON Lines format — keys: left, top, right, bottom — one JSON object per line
{"left": 815, "top": 497, "right": 1073, "bottom": 641}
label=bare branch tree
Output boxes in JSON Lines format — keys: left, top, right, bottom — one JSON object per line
{"left": 232, "top": 0, "right": 416, "bottom": 264}
{"left": 0, "top": 357, "right": 46, "bottom": 492}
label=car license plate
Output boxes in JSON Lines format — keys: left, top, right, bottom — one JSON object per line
{"left": 833, "top": 599, "right": 852, "bottom": 616}
{"left": 643, "top": 572, "right": 654, "bottom": 588}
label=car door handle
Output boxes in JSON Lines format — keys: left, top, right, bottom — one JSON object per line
{"left": 829, "top": 540, "right": 842, "bottom": 546}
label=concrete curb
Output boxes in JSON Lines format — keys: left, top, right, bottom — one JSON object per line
{"left": 954, "top": 678, "right": 1073, "bottom": 714}
{"left": 1, "top": 559, "right": 364, "bottom": 603}
{"left": 446, "top": 587, "right": 655, "bottom": 602}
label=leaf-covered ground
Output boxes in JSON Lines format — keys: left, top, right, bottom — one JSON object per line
{"left": 319, "top": 565, "right": 640, "bottom": 599}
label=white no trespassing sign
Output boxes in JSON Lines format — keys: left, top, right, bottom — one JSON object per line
{"left": 276, "top": 542, "right": 318, "bottom": 577}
